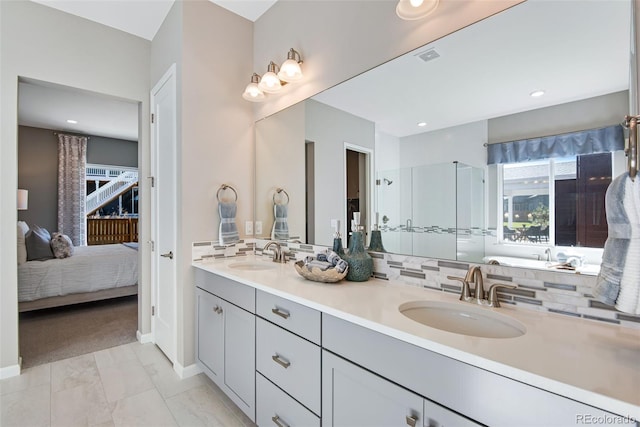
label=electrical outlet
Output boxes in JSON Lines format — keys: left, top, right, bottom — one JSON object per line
{"left": 245, "top": 221, "right": 253, "bottom": 235}
{"left": 255, "top": 221, "right": 263, "bottom": 235}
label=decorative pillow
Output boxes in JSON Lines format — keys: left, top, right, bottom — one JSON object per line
{"left": 17, "top": 221, "right": 29, "bottom": 265}
{"left": 50, "top": 232, "right": 74, "bottom": 259}
{"left": 25, "top": 225, "right": 54, "bottom": 261}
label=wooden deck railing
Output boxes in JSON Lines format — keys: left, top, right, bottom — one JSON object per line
{"left": 87, "top": 217, "right": 139, "bottom": 245}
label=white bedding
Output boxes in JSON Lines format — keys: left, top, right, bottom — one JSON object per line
{"left": 18, "top": 244, "right": 138, "bottom": 302}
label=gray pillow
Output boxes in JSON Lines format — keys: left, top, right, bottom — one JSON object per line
{"left": 25, "top": 225, "right": 54, "bottom": 261}
{"left": 51, "top": 232, "right": 74, "bottom": 259}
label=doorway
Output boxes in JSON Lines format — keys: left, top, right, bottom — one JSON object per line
{"left": 345, "top": 144, "right": 373, "bottom": 247}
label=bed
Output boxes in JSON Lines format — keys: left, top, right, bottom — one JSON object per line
{"left": 18, "top": 243, "right": 138, "bottom": 312}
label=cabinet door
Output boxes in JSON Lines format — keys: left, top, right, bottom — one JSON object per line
{"left": 224, "top": 300, "right": 256, "bottom": 410}
{"left": 196, "top": 288, "right": 224, "bottom": 379}
{"left": 322, "top": 350, "right": 422, "bottom": 427}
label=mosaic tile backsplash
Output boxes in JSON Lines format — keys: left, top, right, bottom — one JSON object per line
{"left": 192, "top": 238, "right": 640, "bottom": 330}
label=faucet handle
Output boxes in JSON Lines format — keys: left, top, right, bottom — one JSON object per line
{"left": 447, "top": 275, "right": 473, "bottom": 302}
{"left": 487, "top": 283, "right": 517, "bottom": 307}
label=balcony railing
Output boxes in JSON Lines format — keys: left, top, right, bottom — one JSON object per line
{"left": 87, "top": 217, "right": 139, "bottom": 245}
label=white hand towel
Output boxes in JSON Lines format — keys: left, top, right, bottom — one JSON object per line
{"left": 616, "top": 177, "right": 640, "bottom": 314}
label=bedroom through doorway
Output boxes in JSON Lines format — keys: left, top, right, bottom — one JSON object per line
{"left": 17, "top": 78, "right": 141, "bottom": 368}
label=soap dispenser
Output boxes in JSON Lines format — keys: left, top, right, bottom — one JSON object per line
{"left": 343, "top": 212, "right": 373, "bottom": 282}
{"left": 332, "top": 220, "right": 345, "bottom": 256}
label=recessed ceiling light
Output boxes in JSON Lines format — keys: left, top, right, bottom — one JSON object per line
{"left": 417, "top": 122, "right": 427, "bottom": 127}
{"left": 530, "top": 90, "right": 545, "bottom": 98}
{"left": 66, "top": 119, "right": 78, "bottom": 124}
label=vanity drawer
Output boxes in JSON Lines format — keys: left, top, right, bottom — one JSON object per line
{"left": 256, "top": 318, "right": 321, "bottom": 415}
{"left": 256, "top": 372, "right": 320, "bottom": 427}
{"left": 256, "top": 290, "right": 321, "bottom": 344}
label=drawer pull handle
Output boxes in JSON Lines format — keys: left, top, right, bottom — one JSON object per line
{"left": 271, "top": 307, "right": 290, "bottom": 319}
{"left": 272, "top": 354, "right": 291, "bottom": 369}
{"left": 406, "top": 415, "right": 418, "bottom": 427}
{"left": 213, "top": 305, "right": 223, "bottom": 314}
{"left": 271, "top": 415, "right": 290, "bottom": 427}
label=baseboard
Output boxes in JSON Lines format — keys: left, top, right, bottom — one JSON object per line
{"left": 174, "top": 361, "right": 202, "bottom": 379}
{"left": 136, "top": 330, "right": 153, "bottom": 344}
{"left": 0, "top": 363, "right": 21, "bottom": 379}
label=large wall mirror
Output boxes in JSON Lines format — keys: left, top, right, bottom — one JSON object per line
{"left": 255, "top": 0, "right": 634, "bottom": 274}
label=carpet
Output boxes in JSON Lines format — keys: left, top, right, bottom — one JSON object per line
{"left": 19, "top": 295, "right": 138, "bottom": 368}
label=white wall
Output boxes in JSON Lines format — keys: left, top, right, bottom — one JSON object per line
{"left": 0, "top": 1, "right": 151, "bottom": 374}
{"left": 305, "top": 100, "right": 375, "bottom": 246}
{"left": 255, "top": 102, "right": 306, "bottom": 241}
{"left": 399, "top": 120, "right": 488, "bottom": 169}
{"left": 252, "top": 0, "right": 524, "bottom": 121}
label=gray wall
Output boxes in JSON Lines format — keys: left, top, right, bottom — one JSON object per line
{"left": 17, "top": 125, "right": 138, "bottom": 232}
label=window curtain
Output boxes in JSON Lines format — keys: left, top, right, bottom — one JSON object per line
{"left": 487, "top": 124, "right": 624, "bottom": 165}
{"left": 57, "top": 134, "right": 87, "bottom": 246}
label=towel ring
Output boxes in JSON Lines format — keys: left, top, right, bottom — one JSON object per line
{"left": 273, "top": 188, "right": 290, "bottom": 205}
{"left": 217, "top": 184, "right": 238, "bottom": 202}
{"left": 624, "top": 115, "right": 639, "bottom": 181}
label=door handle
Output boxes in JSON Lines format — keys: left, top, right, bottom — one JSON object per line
{"left": 160, "top": 251, "right": 173, "bottom": 259}
{"left": 271, "top": 415, "right": 290, "bottom": 427}
{"left": 271, "top": 307, "right": 290, "bottom": 320}
{"left": 271, "top": 354, "right": 291, "bottom": 369}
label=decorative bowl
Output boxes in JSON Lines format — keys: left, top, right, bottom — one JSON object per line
{"left": 294, "top": 260, "right": 348, "bottom": 283}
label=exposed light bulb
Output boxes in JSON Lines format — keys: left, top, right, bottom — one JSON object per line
{"left": 417, "top": 122, "right": 427, "bottom": 127}
{"left": 410, "top": 0, "right": 424, "bottom": 7}
{"left": 66, "top": 119, "right": 78, "bottom": 124}
{"left": 530, "top": 90, "right": 545, "bottom": 97}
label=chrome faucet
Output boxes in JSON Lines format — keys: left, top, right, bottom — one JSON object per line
{"left": 264, "top": 241, "right": 285, "bottom": 263}
{"left": 544, "top": 247, "right": 552, "bottom": 262}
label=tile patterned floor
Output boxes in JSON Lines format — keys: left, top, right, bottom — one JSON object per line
{"left": 0, "top": 342, "right": 256, "bottom": 427}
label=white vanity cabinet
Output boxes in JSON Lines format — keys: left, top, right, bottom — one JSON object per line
{"left": 255, "top": 290, "right": 321, "bottom": 426}
{"left": 322, "top": 350, "right": 479, "bottom": 427}
{"left": 195, "top": 269, "right": 256, "bottom": 422}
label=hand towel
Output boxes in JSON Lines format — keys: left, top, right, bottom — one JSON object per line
{"left": 616, "top": 176, "right": 640, "bottom": 314}
{"left": 218, "top": 201, "right": 239, "bottom": 245}
{"left": 593, "top": 173, "right": 630, "bottom": 305}
{"left": 271, "top": 203, "right": 289, "bottom": 240}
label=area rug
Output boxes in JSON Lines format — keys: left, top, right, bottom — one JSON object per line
{"left": 19, "top": 295, "right": 138, "bottom": 368}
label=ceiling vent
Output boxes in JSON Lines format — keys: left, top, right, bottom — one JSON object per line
{"left": 415, "top": 48, "right": 440, "bottom": 63}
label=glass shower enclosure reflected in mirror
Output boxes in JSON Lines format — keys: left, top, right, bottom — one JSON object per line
{"left": 376, "top": 162, "right": 484, "bottom": 262}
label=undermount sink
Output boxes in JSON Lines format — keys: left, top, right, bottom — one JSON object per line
{"left": 228, "top": 261, "right": 278, "bottom": 271}
{"left": 399, "top": 300, "right": 526, "bottom": 339}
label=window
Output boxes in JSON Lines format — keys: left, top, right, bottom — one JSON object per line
{"left": 500, "top": 153, "right": 612, "bottom": 247}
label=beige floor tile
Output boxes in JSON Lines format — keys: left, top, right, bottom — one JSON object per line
{"left": 203, "top": 377, "right": 256, "bottom": 427}
{"left": 165, "top": 384, "right": 245, "bottom": 427}
{"left": 98, "top": 357, "right": 155, "bottom": 403}
{"left": 111, "top": 388, "right": 178, "bottom": 427}
{"left": 94, "top": 344, "right": 138, "bottom": 368}
{"left": 145, "top": 358, "right": 206, "bottom": 399}
{"left": 130, "top": 342, "right": 172, "bottom": 367}
{"left": 0, "top": 383, "right": 50, "bottom": 427}
{"left": 51, "top": 353, "right": 101, "bottom": 393}
{"left": 0, "top": 363, "right": 50, "bottom": 395}
{"left": 51, "top": 381, "right": 112, "bottom": 427}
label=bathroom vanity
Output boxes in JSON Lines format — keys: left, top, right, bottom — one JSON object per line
{"left": 193, "top": 257, "right": 640, "bottom": 426}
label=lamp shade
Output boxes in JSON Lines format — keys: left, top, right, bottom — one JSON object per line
{"left": 277, "top": 48, "right": 303, "bottom": 83}
{"left": 242, "top": 73, "right": 265, "bottom": 102}
{"left": 17, "top": 189, "right": 28, "bottom": 210}
{"left": 259, "top": 62, "right": 283, "bottom": 93}
{"left": 396, "top": 0, "right": 439, "bottom": 20}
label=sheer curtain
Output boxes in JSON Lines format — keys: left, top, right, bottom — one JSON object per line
{"left": 57, "top": 134, "right": 87, "bottom": 246}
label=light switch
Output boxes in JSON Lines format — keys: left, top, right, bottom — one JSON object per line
{"left": 245, "top": 221, "right": 253, "bottom": 235}
{"left": 255, "top": 221, "right": 263, "bottom": 235}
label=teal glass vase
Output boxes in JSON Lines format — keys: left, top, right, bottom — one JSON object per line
{"left": 368, "top": 230, "right": 385, "bottom": 252}
{"left": 344, "top": 231, "right": 373, "bottom": 282}
{"left": 332, "top": 237, "right": 345, "bottom": 256}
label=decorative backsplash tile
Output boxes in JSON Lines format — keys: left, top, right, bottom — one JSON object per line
{"left": 193, "top": 238, "right": 640, "bottom": 330}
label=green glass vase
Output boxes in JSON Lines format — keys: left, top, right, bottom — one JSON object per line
{"left": 368, "top": 230, "right": 385, "bottom": 252}
{"left": 344, "top": 231, "right": 373, "bottom": 282}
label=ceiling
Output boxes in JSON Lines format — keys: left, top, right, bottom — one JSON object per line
{"left": 18, "top": 0, "right": 631, "bottom": 141}
{"left": 313, "top": 0, "right": 631, "bottom": 138}
{"left": 20, "top": 0, "right": 277, "bottom": 140}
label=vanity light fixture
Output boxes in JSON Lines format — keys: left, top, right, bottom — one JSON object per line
{"left": 242, "top": 73, "right": 266, "bottom": 102}
{"left": 396, "top": 0, "right": 439, "bottom": 20}
{"left": 277, "top": 48, "right": 304, "bottom": 82}
{"left": 530, "top": 90, "right": 545, "bottom": 98}
{"left": 259, "top": 61, "right": 283, "bottom": 93}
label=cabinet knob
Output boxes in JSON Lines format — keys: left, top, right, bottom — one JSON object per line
{"left": 406, "top": 415, "right": 418, "bottom": 427}
{"left": 213, "top": 305, "right": 223, "bottom": 314}
{"left": 272, "top": 354, "right": 291, "bottom": 369}
{"left": 271, "top": 307, "right": 290, "bottom": 319}
{"left": 271, "top": 415, "right": 290, "bottom": 427}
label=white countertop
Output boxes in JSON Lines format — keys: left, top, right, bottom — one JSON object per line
{"left": 193, "top": 256, "right": 640, "bottom": 418}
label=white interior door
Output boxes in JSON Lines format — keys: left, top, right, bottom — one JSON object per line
{"left": 151, "top": 64, "right": 177, "bottom": 363}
